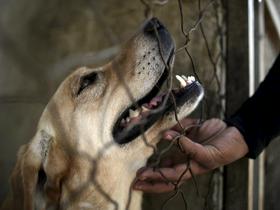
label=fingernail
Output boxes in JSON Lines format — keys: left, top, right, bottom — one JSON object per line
{"left": 134, "top": 184, "right": 142, "bottom": 190}
{"left": 165, "top": 134, "right": 173, "bottom": 140}
{"left": 138, "top": 176, "right": 146, "bottom": 181}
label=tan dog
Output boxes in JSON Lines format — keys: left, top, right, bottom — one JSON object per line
{"left": 1, "top": 18, "right": 203, "bottom": 210}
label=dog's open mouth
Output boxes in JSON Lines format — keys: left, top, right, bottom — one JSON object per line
{"left": 112, "top": 18, "right": 203, "bottom": 145}
{"left": 112, "top": 69, "right": 203, "bottom": 145}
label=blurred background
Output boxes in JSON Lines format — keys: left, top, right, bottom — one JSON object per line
{"left": 0, "top": 0, "right": 279, "bottom": 209}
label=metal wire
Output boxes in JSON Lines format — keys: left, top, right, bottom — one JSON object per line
{"left": 0, "top": 0, "right": 226, "bottom": 209}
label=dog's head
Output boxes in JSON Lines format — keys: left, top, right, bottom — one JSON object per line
{"left": 5, "top": 18, "right": 203, "bottom": 210}
{"left": 44, "top": 18, "right": 203, "bottom": 151}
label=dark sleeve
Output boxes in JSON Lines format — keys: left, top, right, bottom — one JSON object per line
{"left": 225, "top": 54, "right": 280, "bottom": 159}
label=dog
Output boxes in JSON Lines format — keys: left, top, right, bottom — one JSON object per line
{"left": 1, "top": 18, "right": 203, "bottom": 210}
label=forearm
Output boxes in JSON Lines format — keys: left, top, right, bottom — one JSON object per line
{"left": 226, "top": 54, "right": 280, "bottom": 158}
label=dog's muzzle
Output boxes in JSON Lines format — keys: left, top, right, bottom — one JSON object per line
{"left": 112, "top": 18, "right": 203, "bottom": 145}
{"left": 142, "top": 17, "right": 174, "bottom": 59}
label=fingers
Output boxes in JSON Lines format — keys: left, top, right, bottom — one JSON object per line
{"left": 159, "top": 158, "right": 174, "bottom": 167}
{"left": 137, "top": 164, "right": 189, "bottom": 182}
{"left": 134, "top": 120, "right": 224, "bottom": 194}
{"left": 133, "top": 180, "right": 175, "bottom": 193}
{"left": 172, "top": 118, "right": 199, "bottom": 132}
{"left": 134, "top": 161, "right": 209, "bottom": 193}
{"left": 137, "top": 162, "right": 208, "bottom": 183}
{"left": 162, "top": 130, "right": 180, "bottom": 140}
{"left": 134, "top": 165, "right": 188, "bottom": 193}
{"left": 163, "top": 130, "right": 205, "bottom": 158}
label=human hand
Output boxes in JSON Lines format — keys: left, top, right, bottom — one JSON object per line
{"left": 133, "top": 118, "right": 249, "bottom": 193}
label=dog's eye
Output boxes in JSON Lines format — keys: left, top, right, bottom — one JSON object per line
{"left": 77, "top": 72, "right": 98, "bottom": 95}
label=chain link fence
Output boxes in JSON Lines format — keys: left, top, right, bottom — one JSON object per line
{"left": 0, "top": 0, "right": 227, "bottom": 209}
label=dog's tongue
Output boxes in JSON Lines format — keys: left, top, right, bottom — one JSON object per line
{"left": 129, "top": 116, "right": 142, "bottom": 124}
{"left": 120, "top": 94, "right": 165, "bottom": 128}
{"left": 143, "top": 94, "right": 164, "bottom": 109}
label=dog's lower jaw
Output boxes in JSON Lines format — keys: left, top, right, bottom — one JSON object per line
{"left": 97, "top": 98, "right": 203, "bottom": 210}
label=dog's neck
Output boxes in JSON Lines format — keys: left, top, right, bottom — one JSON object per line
{"left": 89, "top": 156, "right": 145, "bottom": 210}
{"left": 68, "top": 141, "right": 152, "bottom": 210}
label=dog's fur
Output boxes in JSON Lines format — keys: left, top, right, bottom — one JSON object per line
{"left": 1, "top": 19, "right": 203, "bottom": 210}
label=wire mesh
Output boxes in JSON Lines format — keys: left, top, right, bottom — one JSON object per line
{"left": 0, "top": 0, "right": 226, "bottom": 209}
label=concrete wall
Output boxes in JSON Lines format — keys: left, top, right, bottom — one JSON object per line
{"left": 0, "top": 0, "right": 224, "bottom": 208}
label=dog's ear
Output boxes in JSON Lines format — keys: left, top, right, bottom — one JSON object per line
{"left": 8, "top": 130, "right": 68, "bottom": 210}
{"left": 9, "top": 143, "right": 41, "bottom": 210}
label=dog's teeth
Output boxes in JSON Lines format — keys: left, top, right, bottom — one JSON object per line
{"left": 141, "top": 106, "right": 150, "bottom": 112}
{"left": 187, "top": 76, "right": 195, "bottom": 83}
{"left": 129, "top": 109, "right": 140, "bottom": 118}
{"left": 181, "top": 75, "right": 188, "bottom": 81}
{"left": 126, "top": 118, "right": 130, "bottom": 123}
{"left": 189, "top": 76, "right": 195, "bottom": 81}
{"left": 175, "top": 75, "right": 187, "bottom": 87}
{"left": 129, "top": 109, "right": 134, "bottom": 117}
{"left": 121, "top": 119, "right": 126, "bottom": 124}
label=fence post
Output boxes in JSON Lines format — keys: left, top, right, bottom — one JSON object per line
{"left": 223, "top": 0, "right": 250, "bottom": 209}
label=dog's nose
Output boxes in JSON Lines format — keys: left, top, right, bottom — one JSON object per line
{"left": 144, "top": 17, "right": 164, "bottom": 32}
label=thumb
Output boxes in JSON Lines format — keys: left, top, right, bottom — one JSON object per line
{"left": 163, "top": 130, "right": 205, "bottom": 158}
{"left": 178, "top": 136, "right": 203, "bottom": 157}
{"left": 176, "top": 136, "right": 217, "bottom": 170}
{"left": 172, "top": 118, "right": 199, "bottom": 132}
{"left": 162, "top": 130, "right": 180, "bottom": 141}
